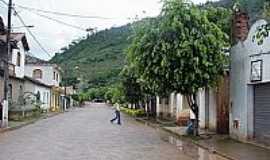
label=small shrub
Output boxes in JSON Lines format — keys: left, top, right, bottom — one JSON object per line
{"left": 120, "top": 107, "right": 145, "bottom": 117}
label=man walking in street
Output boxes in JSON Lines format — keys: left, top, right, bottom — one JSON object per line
{"left": 110, "top": 103, "right": 121, "bottom": 125}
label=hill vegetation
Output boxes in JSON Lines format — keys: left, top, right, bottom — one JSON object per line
{"left": 50, "top": 24, "right": 133, "bottom": 89}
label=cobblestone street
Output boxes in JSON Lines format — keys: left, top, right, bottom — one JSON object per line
{"left": 0, "top": 103, "right": 227, "bottom": 160}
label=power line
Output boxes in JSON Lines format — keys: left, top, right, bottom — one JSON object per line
{"left": 16, "top": 4, "right": 113, "bottom": 20}
{"left": 30, "top": 11, "right": 87, "bottom": 31}
{"left": 0, "top": 0, "right": 53, "bottom": 58}
{"left": 1, "top": 0, "right": 80, "bottom": 58}
{"left": 0, "top": 0, "right": 7, "bottom": 5}
{"left": 0, "top": 2, "right": 6, "bottom": 8}
{"left": 14, "top": 10, "right": 52, "bottom": 58}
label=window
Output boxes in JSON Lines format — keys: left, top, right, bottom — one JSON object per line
{"left": 8, "top": 84, "right": 12, "bottom": 102}
{"left": 19, "top": 85, "right": 23, "bottom": 96}
{"left": 43, "top": 92, "right": 46, "bottom": 104}
{"left": 53, "top": 71, "right": 56, "bottom": 80}
{"left": 47, "top": 92, "right": 49, "bottom": 104}
{"left": 56, "top": 73, "right": 59, "bottom": 82}
{"left": 33, "top": 69, "right": 43, "bottom": 79}
{"left": 16, "top": 52, "right": 21, "bottom": 66}
{"left": 251, "top": 60, "right": 263, "bottom": 82}
{"left": 36, "top": 91, "right": 41, "bottom": 102}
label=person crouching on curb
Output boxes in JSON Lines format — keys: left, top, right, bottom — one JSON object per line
{"left": 110, "top": 103, "right": 121, "bottom": 125}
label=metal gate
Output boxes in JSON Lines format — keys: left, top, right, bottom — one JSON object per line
{"left": 254, "top": 83, "right": 270, "bottom": 144}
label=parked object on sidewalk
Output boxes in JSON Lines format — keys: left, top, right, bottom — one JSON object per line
{"left": 176, "top": 109, "right": 190, "bottom": 126}
{"left": 110, "top": 103, "right": 121, "bottom": 125}
{"left": 186, "top": 120, "right": 194, "bottom": 135}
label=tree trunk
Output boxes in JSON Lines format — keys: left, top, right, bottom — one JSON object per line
{"left": 188, "top": 94, "right": 199, "bottom": 136}
{"left": 146, "top": 97, "right": 150, "bottom": 119}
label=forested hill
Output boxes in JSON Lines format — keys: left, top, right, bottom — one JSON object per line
{"left": 50, "top": 24, "right": 133, "bottom": 88}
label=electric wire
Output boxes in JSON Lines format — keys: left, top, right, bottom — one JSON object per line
{"left": 1, "top": 0, "right": 52, "bottom": 58}
{"left": 16, "top": 4, "right": 113, "bottom": 20}
{"left": 29, "top": 11, "right": 87, "bottom": 31}
{"left": 0, "top": 0, "right": 7, "bottom": 5}
{"left": 14, "top": 10, "right": 52, "bottom": 58}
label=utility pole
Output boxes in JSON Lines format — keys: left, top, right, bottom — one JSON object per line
{"left": 2, "top": 0, "right": 12, "bottom": 128}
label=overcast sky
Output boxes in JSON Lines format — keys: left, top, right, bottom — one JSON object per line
{"left": 0, "top": 0, "right": 216, "bottom": 60}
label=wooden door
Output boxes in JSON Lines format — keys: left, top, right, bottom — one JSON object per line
{"left": 216, "top": 72, "right": 230, "bottom": 134}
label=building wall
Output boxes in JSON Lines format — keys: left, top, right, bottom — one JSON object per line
{"left": 25, "top": 65, "right": 60, "bottom": 87}
{"left": 24, "top": 81, "right": 51, "bottom": 111}
{"left": 208, "top": 89, "right": 217, "bottom": 131}
{"left": 0, "top": 76, "right": 24, "bottom": 104}
{"left": 51, "top": 89, "right": 61, "bottom": 112}
{"left": 230, "top": 19, "right": 270, "bottom": 141}
{"left": 9, "top": 78, "right": 24, "bottom": 104}
{"left": 0, "top": 76, "right": 4, "bottom": 101}
{"left": 11, "top": 41, "right": 25, "bottom": 78}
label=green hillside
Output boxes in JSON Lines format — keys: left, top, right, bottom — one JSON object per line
{"left": 50, "top": 24, "right": 133, "bottom": 88}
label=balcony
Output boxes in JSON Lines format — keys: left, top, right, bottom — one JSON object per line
{"left": 0, "top": 60, "right": 16, "bottom": 77}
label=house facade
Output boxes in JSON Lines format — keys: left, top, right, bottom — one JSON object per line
{"left": 156, "top": 76, "right": 230, "bottom": 134}
{"left": 0, "top": 30, "right": 30, "bottom": 125}
{"left": 24, "top": 76, "right": 51, "bottom": 111}
{"left": 230, "top": 18, "right": 270, "bottom": 145}
{"left": 24, "top": 56, "right": 64, "bottom": 112}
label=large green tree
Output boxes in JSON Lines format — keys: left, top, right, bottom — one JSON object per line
{"left": 120, "top": 66, "right": 143, "bottom": 108}
{"left": 128, "top": 0, "right": 229, "bottom": 135}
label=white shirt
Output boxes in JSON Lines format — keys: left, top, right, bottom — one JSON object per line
{"left": 115, "top": 103, "right": 120, "bottom": 111}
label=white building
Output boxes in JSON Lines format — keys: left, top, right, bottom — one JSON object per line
{"left": 24, "top": 55, "right": 64, "bottom": 112}
{"left": 156, "top": 81, "right": 230, "bottom": 134}
{"left": 231, "top": 19, "right": 270, "bottom": 145}
{"left": 24, "top": 56, "right": 61, "bottom": 87}
{"left": 24, "top": 76, "right": 51, "bottom": 111}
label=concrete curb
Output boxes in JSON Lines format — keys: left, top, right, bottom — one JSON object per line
{"left": 0, "top": 112, "right": 62, "bottom": 134}
{"left": 135, "top": 118, "right": 237, "bottom": 160}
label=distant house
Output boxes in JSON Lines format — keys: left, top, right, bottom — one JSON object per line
{"left": 24, "top": 55, "right": 64, "bottom": 112}
{"left": 23, "top": 76, "right": 51, "bottom": 111}
{"left": 156, "top": 75, "right": 230, "bottom": 135}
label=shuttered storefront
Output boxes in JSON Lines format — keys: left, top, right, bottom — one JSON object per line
{"left": 254, "top": 83, "right": 270, "bottom": 144}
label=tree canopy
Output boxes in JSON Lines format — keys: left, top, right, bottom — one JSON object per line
{"left": 128, "top": 0, "right": 229, "bottom": 96}
{"left": 126, "top": 0, "right": 230, "bottom": 135}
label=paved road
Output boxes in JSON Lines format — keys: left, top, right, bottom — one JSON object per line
{"left": 0, "top": 103, "right": 227, "bottom": 160}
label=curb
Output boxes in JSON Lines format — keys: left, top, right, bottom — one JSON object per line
{"left": 135, "top": 118, "right": 237, "bottom": 160}
{"left": 0, "top": 112, "right": 62, "bottom": 134}
{"left": 135, "top": 118, "right": 160, "bottom": 128}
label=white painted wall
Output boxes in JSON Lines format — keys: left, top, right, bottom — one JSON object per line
{"left": 24, "top": 80, "right": 51, "bottom": 111}
{"left": 208, "top": 90, "right": 217, "bottom": 130}
{"left": 25, "top": 65, "right": 61, "bottom": 87}
{"left": 169, "top": 93, "right": 177, "bottom": 118}
{"left": 230, "top": 19, "right": 270, "bottom": 141}
{"left": 176, "top": 93, "right": 183, "bottom": 119}
{"left": 11, "top": 41, "right": 26, "bottom": 78}
{"left": 156, "top": 96, "right": 160, "bottom": 117}
{"left": 198, "top": 89, "right": 206, "bottom": 128}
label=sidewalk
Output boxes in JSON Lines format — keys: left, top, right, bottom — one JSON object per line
{"left": 136, "top": 117, "right": 270, "bottom": 160}
{"left": 0, "top": 111, "right": 62, "bottom": 133}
